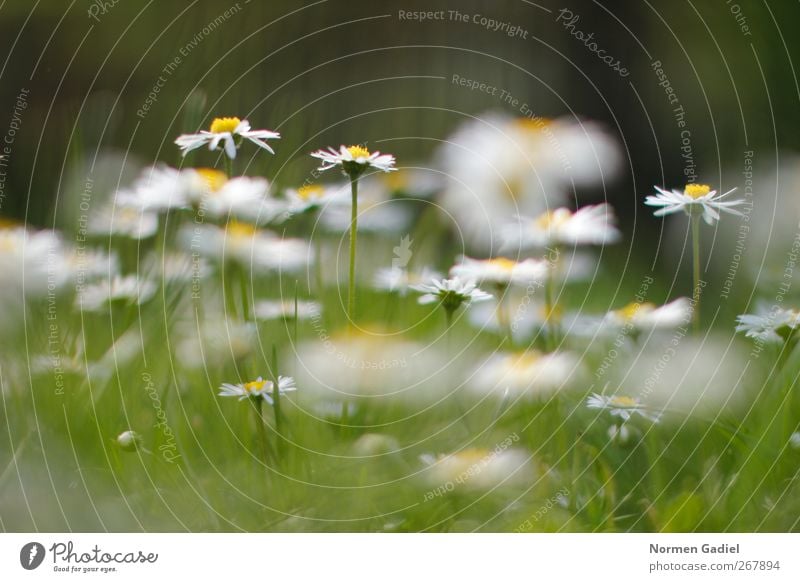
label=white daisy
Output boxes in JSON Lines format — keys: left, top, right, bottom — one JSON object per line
{"left": 0, "top": 226, "right": 71, "bottom": 297}
{"left": 645, "top": 183, "right": 746, "bottom": 225}
{"left": 185, "top": 169, "right": 286, "bottom": 224}
{"left": 420, "top": 447, "right": 533, "bottom": 490}
{"left": 311, "top": 145, "right": 396, "bottom": 176}
{"left": 790, "top": 432, "right": 800, "bottom": 450}
{"left": 285, "top": 183, "right": 346, "bottom": 214}
{"left": 88, "top": 204, "right": 159, "bottom": 240}
{"left": 468, "top": 351, "right": 578, "bottom": 400}
{"left": 735, "top": 305, "right": 800, "bottom": 343}
{"left": 116, "top": 165, "right": 192, "bottom": 212}
{"left": 218, "top": 375, "right": 296, "bottom": 405}
{"left": 175, "top": 117, "right": 280, "bottom": 159}
{"left": 317, "top": 186, "right": 414, "bottom": 234}
{"left": 503, "top": 204, "right": 621, "bottom": 249}
{"left": 76, "top": 274, "right": 156, "bottom": 312}
{"left": 253, "top": 299, "right": 321, "bottom": 320}
{"left": 603, "top": 298, "right": 693, "bottom": 330}
{"left": 411, "top": 276, "right": 492, "bottom": 311}
{"left": 436, "top": 113, "right": 622, "bottom": 252}
{"left": 184, "top": 222, "right": 311, "bottom": 273}
{"left": 586, "top": 393, "right": 661, "bottom": 423}
{"left": 373, "top": 266, "right": 443, "bottom": 295}
{"left": 450, "top": 256, "right": 549, "bottom": 287}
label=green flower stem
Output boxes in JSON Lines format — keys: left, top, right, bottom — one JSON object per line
{"left": 224, "top": 155, "right": 233, "bottom": 179}
{"left": 254, "top": 398, "right": 271, "bottom": 464}
{"left": 347, "top": 175, "right": 359, "bottom": 323}
{"left": 545, "top": 246, "right": 561, "bottom": 351}
{"left": 270, "top": 345, "right": 284, "bottom": 460}
{"left": 691, "top": 214, "right": 701, "bottom": 332}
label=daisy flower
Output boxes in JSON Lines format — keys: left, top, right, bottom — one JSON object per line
{"left": 735, "top": 305, "right": 800, "bottom": 343}
{"left": 645, "top": 183, "right": 746, "bottom": 225}
{"left": 436, "top": 113, "right": 622, "bottom": 253}
{"left": 175, "top": 117, "right": 280, "bottom": 159}
{"left": 419, "top": 447, "right": 533, "bottom": 490}
{"left": 185, "top": 169, "right": 286, "bottom": 224}
{"left": 604, "top": 298, "right": 692, "bottom": 330}
{"left": 88, "top": 204, "right": 159, "bottom": 240}
{"left": 285, "top": 183, "right": 345, "bottom": 214}
{"left": 254, "top": 299, "right": 321, "bottom": 321}
{"left": 504, "top": 204, "right": 621, "bottom": 249}
{"left": 586, "top": 393, "right": 661, "bottom": 423}
{"left": 184, "top": 222, "right": 312, "bottom": 273}
{"left": 311, "top": 145, "right": 396, "bottom": 177}
{"left": 76, "top": 275, "right": 156, "bottom": 312}
{"left": 450, "top": 256, "right": 549, "bottom": 287}
{"left": 116, "top": 165, "right": 192, "bottom": 212}
{"left": 218, "top": 375, "right": 297, "bottom": 405}
{"left": 411, "top": 276, "right": 492, "bottom": 311}
{"left": 468, "top": 350, "right": 578, "bottom": 400}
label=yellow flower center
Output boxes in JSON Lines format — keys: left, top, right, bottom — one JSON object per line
{"left": 226, "top": 220, "right": 257, "bottom": 239}
{"left": 382, "top": 171, "right": 407, "bottom": 191}
{"left": 617, "top": 301, "right": 654, "bottom": 320}
{"left": 535, "top": 208, "right": 572, "bottom": 230}
{"left": 196, "top": 168, "right": 228, "bottom": 192}
{"left": 487, "top": 257, "right": 517, "bottom": 272}
{"left": 514, "top": 117, "right": 554, "bottom": 132}
{"left": 297, "top": 185, "right": 324, "bottom": 200}
{"left": 209, "top": 117, "right": 241, "bottom": 134}
{"left": 346, "top": 145, "right": 371, "bottom": 159}
{"left": 539, "top": 303, "right": 563, "bottom": 322}
{"left": 243, "top": 379, "right": 267, "bottom": 394}
{"left": 684, "top": 183, "right": 711, "bottom": 199}
{"left": 609, "top": 395, "right": 639, "bottom": 408}
{"left": 453, "top": 448, "right": 490, "bottom": 465}
{"left": 511, "top": 351, "right": 542, "bottom": 368}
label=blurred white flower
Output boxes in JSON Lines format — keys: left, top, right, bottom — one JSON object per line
{"left": 468, "top": 351, "right": 578, "bottom": 400}
{"left": 285, "top": 183, "right": 346, "bottom": 214}
{"left": 0, "top": 226, "right": 70, "bottom": 297}
{"left": 88, "top": 204, "right": 159, "bottom": 240}
{"left": 175, "top": 117, "right": 280, "bottom": 159}
{"left": 586, "top": 393, "right": 661, "bottom": 423}
{"left": 645, "top": 183, "right": 746, "bottom": 225}
{"left": 176, "top": 317, "right": 256, "bottom": 369}
{"left": 420, "top": 447, "right": 533, "bottom": 490}
{"left": 218, "top": 375, "right": 296, "bottom": 405}
{"left": 735, "top": 305, "right": 800, "bottom": 343}
{"left": 411, "top": 276, "right": 492, "bottom": 310}
{"left": 116, "top": 165, "right": 192, "bottom": 212}
{"left": 503, "top": 204, "right": 620, "bottom": 249}
{"left": 184, "top": 169, "right": 286, "bottom": 224}
{"left": 352, "top": 433, "right": 400, "bottom": 456}
{"left": 437, "top": 113, "right": 621, "bottom": 252}
{"left": 76, "top": 275, "right": 156, "bottom": 312}
{"left": 790, "top": 432, "right": 800, "bottom": 450}
{"left": 184, "top": 222, "right": 311, "bottom": 273}
{"left": 317, "top": 185, "right": 414, "bottom": 234}
{"left": 254, "top": 299, "right": 321, "bottom": 320}
{"left": 291, "top": 330, "right": 448, "bottom": 403}
{"left": 311, "top": 145, "right": 396, "bottom": 175}
{"left": 604, "top": 298, "right": 692, "bottom": 330}
{"left": 450, "top": 256, "right": 549, "bottom": 287}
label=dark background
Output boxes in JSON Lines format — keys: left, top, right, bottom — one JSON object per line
{"left": 0, "top": 0, "right": 796, "bottom": 235}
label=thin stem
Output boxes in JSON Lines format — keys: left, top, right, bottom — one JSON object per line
{"left": 348, "top": 176, "right": 359, "bottom": 323}
{"left": 691, "top": 215, "right": 701, "bottom": 332}
{"left": 224, "top": 155, "right": 233, "bottom": 179}
{"left": 254, "top": 398, "right": 270, "bottom": 463}
{"left": 545, "top": 246, "right": 561, "bottom": 351}
{"left": 270, "top": 345, "right": 283, "bottom": 458}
